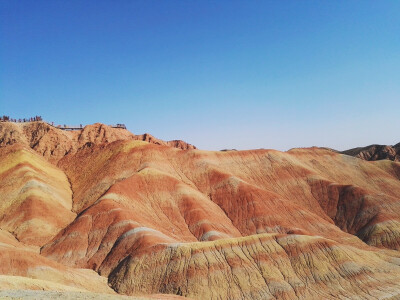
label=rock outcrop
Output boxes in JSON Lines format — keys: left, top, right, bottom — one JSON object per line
{"left": 342, "top": 142, "right": 400, "bottom": 161}
{"left": 0, "top": 121, "right": 196, "bottom": 163}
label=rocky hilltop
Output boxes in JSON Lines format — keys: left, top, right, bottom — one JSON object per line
{"left": 0, "top": 121, "right": 196, "bottom": 163}
{"left": 342, "top": 143, "right": 400, "bottom": 162}
{"left": 0, "top": 121, "right": 400, "bottom": 299}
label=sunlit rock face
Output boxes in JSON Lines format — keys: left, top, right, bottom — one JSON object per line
{"left": 0, "top": 145, "right": 76, "bottom": 246}
{"left": 0, "top": 121, "right": 195, "bottom": 164}
{"left": 1, "top": 121, "right": 400, "bottom": 299}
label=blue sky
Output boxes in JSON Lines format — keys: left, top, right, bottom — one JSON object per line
{"left": 1, "top": 1, "right": 399, "bottom": 150}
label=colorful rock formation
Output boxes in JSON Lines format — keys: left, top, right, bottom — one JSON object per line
{"left": 0, "top": 121, "right": 399, "bottom": 299}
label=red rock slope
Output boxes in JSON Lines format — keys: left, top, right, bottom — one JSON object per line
{"left": 0, "top": 121, "right": 400, "bottom": 299}
{"left": 0, "top": 121, "right": 196, "bottom": 163}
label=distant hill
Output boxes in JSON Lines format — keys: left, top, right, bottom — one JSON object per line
{"left": 342, "top": 142, "right": 400, "bottom": 162}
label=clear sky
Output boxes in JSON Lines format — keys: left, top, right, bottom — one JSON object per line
{"left": 1, "top": 1, "right": 399, "bottom": 151}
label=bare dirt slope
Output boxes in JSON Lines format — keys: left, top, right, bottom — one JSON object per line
{"left": 0, "top": 121, "right": 400, "bottom": 299}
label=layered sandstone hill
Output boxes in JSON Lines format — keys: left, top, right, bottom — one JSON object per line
{"left": 0, "top": 121, "right": 400, "bottom": 299}
{"left": 342, "top": 143, "right": 400, "bottom": 162}
{"left": 0, "top": 121, "right": 195, "bottom": 163}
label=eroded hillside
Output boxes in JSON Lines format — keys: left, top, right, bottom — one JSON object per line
{"left": 0, "top": 122, "right": 196, "bottom": 163}
{"left": 0, "top": 121, "right": 400, "bottom": 299}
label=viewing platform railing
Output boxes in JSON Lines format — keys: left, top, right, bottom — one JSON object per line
{"left": 49, "top": 123, "right": 127, "bottom": 130}
{"left": 0, "top": 118, "right": 126, "bottom": 130}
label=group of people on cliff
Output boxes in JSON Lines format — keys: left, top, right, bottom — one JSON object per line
{"left": 0, "top": 115, "right": 43, "bottom": 122}
{"left": 0, "top": 116, "right": 127, "bottom": 131}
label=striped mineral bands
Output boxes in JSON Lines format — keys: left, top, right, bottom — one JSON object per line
{"left": 1, "top": 121, "right": 400, "bottom": 299}
{"left": 0, "top": 145, "right": 75, "bottom": 246}
{"left": 109, "top": 233, "right": 400, "bottom": 299}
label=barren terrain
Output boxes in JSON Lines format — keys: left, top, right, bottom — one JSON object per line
{"left": 0, "top": 121, "right": 399, "bottom": 299}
